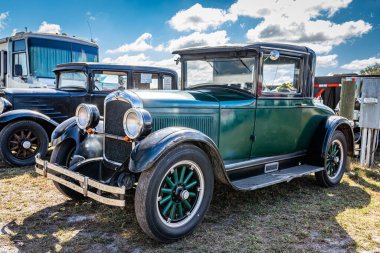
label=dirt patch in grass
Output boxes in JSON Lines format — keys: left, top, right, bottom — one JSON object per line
{"left": 0, "top": 158, "right": 379, "bottom": 252}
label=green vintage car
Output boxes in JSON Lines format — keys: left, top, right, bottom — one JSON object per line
{"left": 35, "top": 43, "right": 354, "bottom": 242}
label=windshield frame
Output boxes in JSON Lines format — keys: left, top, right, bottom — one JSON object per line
{"left": 180, "top": 50, "right": 259, "bottom": 95}
{"left": 56, "top": 70, "right": 89, "bottom": 91}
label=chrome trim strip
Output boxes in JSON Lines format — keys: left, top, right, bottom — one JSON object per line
{"left": 260, "top": 46, "right": 309, "bottom": 55}
{"left": 225, "top": 151, "right": 306, "bottom": 172}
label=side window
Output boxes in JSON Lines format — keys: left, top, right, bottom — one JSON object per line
{"left": 133, "top": 72, "right": 159, "bottom": 90}
{"left": 262, "top": 55, "right": 302, "bottom": 95}
{"left": 59, "top": 72, "right": 87, "bottom": 89}
{"left": 163, "top": 75, "right": 173, "bottom": 90}
{"left": 93, "top": 71, "right": 128, "bottom": 92}
{"left": 12, "top": 40, "right": 27, "bottom": 77}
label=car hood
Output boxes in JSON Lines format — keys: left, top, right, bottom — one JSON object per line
{"left": 133, "top": 87, "right": 254, "bottom": 109}
{"left": 0, "top": 88, "right": 67, "bottom": 96}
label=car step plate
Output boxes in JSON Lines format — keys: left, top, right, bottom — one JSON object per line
{"left": 231, "top": 164, "right": 323, "bottom": 190}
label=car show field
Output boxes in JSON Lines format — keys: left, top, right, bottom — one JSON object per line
{"left": 0, "top": 158, "right": 379, "bottom": 252}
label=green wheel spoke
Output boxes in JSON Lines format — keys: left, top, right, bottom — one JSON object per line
{"left": 159, "top": 195, "right": 172, "bottom": 205}
{"left": 183, "top": 170, "right": 194, "bottom": 185}
{"left": 188, "top": 192, "right": 196, "bottom": 198}
{"left": 178, "top": 203, "right": 184, "bottom": 218}
{"left": 163, "top": 200, "right": 174, "bottom": 216}
{"left": 165, "top": 176, "right": 175, "bottom": 189}
{"left": 170, "top": 203, "right": 177, "bottom": 220}
{"left": 173, "top": 168, "right": 179, "bottom": 183}
{"left": 179, "top": 166, "right": 186, "bottom": 183}
{"left": 185, "top": 180, "right": 198, "bottom": 190}
{"left": 160, "top": 188, "right": 172, "bottom": 194}
{"left": 182, "top": 199, "right": 192, "bottom": 210}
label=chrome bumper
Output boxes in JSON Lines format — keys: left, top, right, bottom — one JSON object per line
{"left": 35, "top": 154, "right": 126, "bottom": 207}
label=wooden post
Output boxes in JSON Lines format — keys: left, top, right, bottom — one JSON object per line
{"left": 339, "top": 80, "right": 356, "bottom": 120}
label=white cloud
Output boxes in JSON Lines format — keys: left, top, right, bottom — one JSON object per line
{"left": 341, "top": 57, "right": 380, "bottom": 71}
{"left": 102, "top": 53, "right": 180, "bottom": 73}
{"left": 317, "top": 54, "right": 338, "bottom": 68}
{"left": 11, "top": 28, "right": 17, "bottom": 36}
{"left": 159, "top": 30, "right": 230, "bottom": 52}
{"left": 0, "top": 12, "right": 9, "bottom": 30}
{"left": 86, "top": 11, "right": 96, "bottom": 21}
{"left": 168, "top": 3, "right": 237, "bottom": 32}
{"left": 106, "top": 33, "right": 153, "bottom": 54}
{"left": 37, "top": 21, "right": 61, "bottom": 34}
{"left": 229, "top": 0, "right": 372, "bottom": 54}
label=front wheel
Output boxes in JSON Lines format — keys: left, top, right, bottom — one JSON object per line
{"left": 50, "top": 140, "right": 85, "bottom": 200}
{"left": 135, "top": 144, "right": 214, "bottom": 242}
{"left": 315, "top": 130, "right": 348, "bottom": 187}
{"left": 0, "top": 120, "right": 49, "bottom": 167}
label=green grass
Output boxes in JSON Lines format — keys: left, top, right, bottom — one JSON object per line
{"left": 0, "top": 158, "right": 379, "bottom": 252}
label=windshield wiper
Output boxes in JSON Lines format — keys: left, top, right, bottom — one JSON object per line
{"left": 207, "top": 61, "right": 219, "bottom": 74}
{"left": 239, "top": 58, "right": 251, "bottom": 72}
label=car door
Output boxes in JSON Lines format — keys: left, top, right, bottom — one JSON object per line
{"left": 90, "top": 70, "right": 129, "bottom": 115}
{"left": 251, "top": 52, "right": 305, "bottom": 158}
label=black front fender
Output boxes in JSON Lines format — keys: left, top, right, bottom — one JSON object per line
{"left": 129, "top": 127, "right": 229, "bottom": 185}
{"left": 0, "top": 109, "right": 58, "bottom": 139}
{"left": 51, "top": 117, "right": 103, "bottom": 159}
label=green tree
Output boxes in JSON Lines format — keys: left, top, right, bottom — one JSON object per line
{"left": 360, "top": 63, "right": 380, "bottom": 75}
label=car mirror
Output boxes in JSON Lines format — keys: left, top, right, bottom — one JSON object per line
{"left": 269, "top": 50, "right": 280, "bottom": 61}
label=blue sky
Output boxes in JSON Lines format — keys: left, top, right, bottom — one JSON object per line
{"left": 0, "top": 0, "right": 379, "bottom": 75}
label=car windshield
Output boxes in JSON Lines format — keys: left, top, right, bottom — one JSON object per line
{"left": 185, "top": 57, "right": 256, "bottom": 92}
{"left": 58, "top": 71, "right": 87, "bottom": 90}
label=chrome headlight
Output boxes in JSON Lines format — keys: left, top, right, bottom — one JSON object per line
{"left": 0, "top": 98, "right": 12, "bottom": 114}
{"left": 123, "top": 108, "right": 152, "bottom": 140}
{"left": 75, "top": 104, "right": 100, "bottom": 130}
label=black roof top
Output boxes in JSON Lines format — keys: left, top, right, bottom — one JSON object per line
{"left": 53, "top": 62, "right": 177, "bottom": 76}
{"left": 172, "top": 42, "right": 313, "bottom": 55}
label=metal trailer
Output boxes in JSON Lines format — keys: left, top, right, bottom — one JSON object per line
{"left": 0, "top": 32, "right": 98, "bottom": 89}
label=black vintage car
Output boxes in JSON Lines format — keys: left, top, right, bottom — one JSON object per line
{"left": 0, "top": 63, "right": 177, "bottom": 166}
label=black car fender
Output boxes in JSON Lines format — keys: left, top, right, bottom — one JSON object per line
{"left": 0, "top": 109, "right": 58, "bottom": 139}
{"left": 309, "top": 115, "right": 354, "bottom": 165}
{"left": 129, "top": 127, "right": 230, "bottom": 185}
{"left": 51, "top": 117, "right": 103, "bottom": 159}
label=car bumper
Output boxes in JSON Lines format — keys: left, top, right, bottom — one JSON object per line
{"left": 35, "top": 154, "right": 126, "bottom": 207}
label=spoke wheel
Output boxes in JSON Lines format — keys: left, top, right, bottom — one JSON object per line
{"left": 325, "top": 140, "right": 343, "bottom": 179}
{"left": 0, "top": 120, "right": 48, "bottom": 167}
{"left": 315, "top": 130, "right": 348, "bottom": 187}
{"left": 8, "top": 129, "right": 40, "bottom": 160}
{"left": 156, "top": 160, "right": 204, "bottom": 227}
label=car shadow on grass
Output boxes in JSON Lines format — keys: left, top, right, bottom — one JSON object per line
{"left": 0, "top": 166, "right": 39, "bottom": 180}
{"left": 3, "top": 175, "right": 371, "bottom": 252}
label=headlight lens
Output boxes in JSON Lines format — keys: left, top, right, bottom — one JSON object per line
{"left": 75, "top": 104, "right": 100, "bottom": 130}
{"left": 123, "top": 108, "right": 152, "bottom": 140}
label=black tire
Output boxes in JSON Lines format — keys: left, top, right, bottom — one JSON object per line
{"left": 50, "top": 140, "right": 85, "bottom": 200}
{"left": 135, "top": 144, "right": 214, "bottom": 242}
{"left": 316, "top": 130, "right": 348, "bottom": 187}
{"left": 0, "top": 120, "right": 49, "bottom": 167}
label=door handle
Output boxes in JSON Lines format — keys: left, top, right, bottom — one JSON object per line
{"left": 295, "top": 103, "right": 308, "bottom": 107}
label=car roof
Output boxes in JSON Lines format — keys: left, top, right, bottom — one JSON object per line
{"left": 53, "top": 62, "right": 178, "bottom": 76}
{"left": 172, "top": 42, "right": 313, "bottom": 55}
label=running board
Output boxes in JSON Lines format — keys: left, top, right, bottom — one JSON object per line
{"left": 231, "top": 164, "right": 324, "bottom": 190}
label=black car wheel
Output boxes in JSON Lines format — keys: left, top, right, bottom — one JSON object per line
{"left": 135, "top": 144, "right": 214, "bottom": 242}
{"left": 50, "top": 140, "right": 85, "bottom": 200}
{"left": 0, "top": 120, "right": 49, "bottom": 167}
{"left": 315, "top": 130, "right": 348, "bottom": 187}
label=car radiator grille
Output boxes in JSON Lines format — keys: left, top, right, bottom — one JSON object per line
{"left": 104, "top": 100, "right": 132, "bottom": 164}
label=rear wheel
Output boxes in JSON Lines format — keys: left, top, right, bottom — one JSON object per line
{"left": 316, "top": 130, "right": 348, "bottom": 187}
{"left": 0, "top": 120, "right": 48, "bottom": 167}
{"left": 135, "top": 144, "right": 214, "bottom": 242}
{"left": 50, "top": 140, "right": 85, "bottom": 200}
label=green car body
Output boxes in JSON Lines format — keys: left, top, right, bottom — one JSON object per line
{"left": 35, "top": 43, "right": 354, "bottom": 241}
